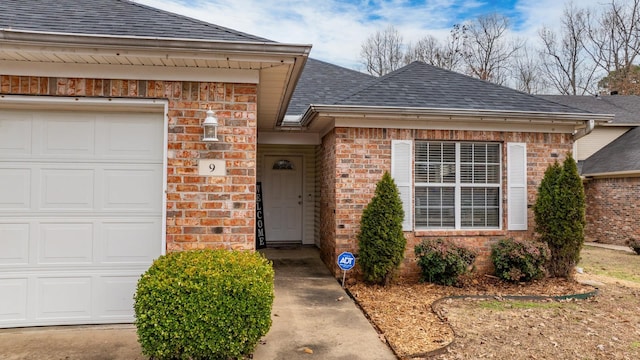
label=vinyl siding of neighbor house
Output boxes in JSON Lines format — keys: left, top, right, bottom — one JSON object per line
{"left": 318, "top": 126, "right": 574, "bottom": 276}
{"left": 257, "top": 144, "right": 318, "bottom": 245}
{"left": 576, "top": 127, "right": 631, "bottom": 161}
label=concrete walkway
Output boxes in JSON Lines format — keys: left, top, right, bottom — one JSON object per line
{"left": 584, "top": 241, "right": 634, "bottom": 253}
{"left": 0, "top": 247, "right": 395, "bottom": 360}
{"left": 254, "top": 247, "right": 396, "bottom": 359}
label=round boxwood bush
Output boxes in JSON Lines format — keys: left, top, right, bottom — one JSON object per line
{"left": 414, "top": 238, "right": 476, "bottom": 286}
{"left": 491, "top": 238, "right": 550, "bottom": 282}
{"left": 134, "top": 249, "right": 274, "bottom": 360}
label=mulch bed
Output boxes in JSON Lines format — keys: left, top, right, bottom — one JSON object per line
{"left": 348, "top": 276, "right": 595, "bottom": 358}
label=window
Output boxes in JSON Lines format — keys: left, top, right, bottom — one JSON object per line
{"left": 414, "top": 142, "right": 501, "bottom": 229}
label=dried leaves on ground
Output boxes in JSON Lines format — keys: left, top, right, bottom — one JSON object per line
{"left": 349, "top": 247, "right": 640, "bottom": 360}
{"left": 349, "top": 277, "right": 594, "bottom": 358}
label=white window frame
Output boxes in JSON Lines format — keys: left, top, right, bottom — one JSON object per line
{"left": 414, "top": 141, "right": 502, "bottom": 230}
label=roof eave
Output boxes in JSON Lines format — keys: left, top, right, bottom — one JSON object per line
{"left": 0, "top": 28, "right": 312, "bottom": 61}
{"left": 583, "top": 170, "right": 640, "bottom": 178}
{"left": 299, "top": 104, "right": 614, "bottom": 127}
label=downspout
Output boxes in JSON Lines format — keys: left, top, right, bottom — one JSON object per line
{"left": 573, "top": 119, "right": 595, "bottom": 140}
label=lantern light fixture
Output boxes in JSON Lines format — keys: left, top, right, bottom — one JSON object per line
{"left": 203, "top": 108, "right": 219, "bottom": 142}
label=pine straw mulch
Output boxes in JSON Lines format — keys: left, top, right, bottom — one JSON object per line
{"left": 347, "top": 275, "right": 595, "bottom": 359}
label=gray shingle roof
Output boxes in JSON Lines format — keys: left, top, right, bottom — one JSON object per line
{"left": 334, "top": 62, "right": 590, "bottom": 113}
{"left": 538, "top": 95, "right": 640, "bottom": 125}
{"left": 582, "top": 126, "right": 640, "bottom": 175}
{"left": 286, "top": 58, "right": 375, "bottom": 116}
{"left": 0, "top": 0, "right": 272, "bottom": 42}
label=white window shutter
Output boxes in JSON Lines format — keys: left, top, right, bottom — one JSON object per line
{"left": 392, "top": 140, "right": 413, "bottom": 231}
{"left": 507, "top": 142, "right": 527, "bottom": 230}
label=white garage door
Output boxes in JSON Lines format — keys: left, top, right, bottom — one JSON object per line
{"left": 0, "top": 108, "right": 164, "bottom": 328}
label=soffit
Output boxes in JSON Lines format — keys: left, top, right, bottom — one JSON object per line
{"left": 0, "top": 30, "right": 311, "bottom": 129}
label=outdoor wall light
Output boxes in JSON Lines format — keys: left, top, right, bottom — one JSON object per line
{"left": 203, "top": 108, "right": 219, "bottom": 142}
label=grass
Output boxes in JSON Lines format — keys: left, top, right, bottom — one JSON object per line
{"left": 477, "top": 300, "right": 564, "bottom": 311}
{"left": 579, "top": 245, "right": 640, "bottom": 284}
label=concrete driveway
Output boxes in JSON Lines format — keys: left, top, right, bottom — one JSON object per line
{"left": 0, "top": 247, "right": 396, "bottom": 360}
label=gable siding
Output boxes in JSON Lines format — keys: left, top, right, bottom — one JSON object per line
{"left": 576, "top": 127, "right": 630, "bottom": 161}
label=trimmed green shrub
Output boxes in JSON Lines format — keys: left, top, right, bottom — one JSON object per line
{"left": 134, "top": 249, "right": 274, "bottom": 360}
{"left": 491, "top": 238, "right": 550, "bottom": 282}
{"left": 533, "top": 153, "right": 586, "bottom": 278}
{"left": 357, "top": 171, "right": 406, "bottom": 285}
{"left": 628, "top": 238, "right": 640, "bottom": 255}
{"left": 414, "top": 238, "right": 476, "bottom": 286}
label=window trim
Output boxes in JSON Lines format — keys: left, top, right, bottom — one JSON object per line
{"left": 414, "top": 141, "right": 502, "bottom": 230}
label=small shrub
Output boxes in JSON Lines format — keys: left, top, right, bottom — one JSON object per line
{"left": 414, "top": 238, "right": 476, "bottom": 286}
{"left": 628, "top": 238, "right": 640, "bottom": 255}
{"left": 491, "top": 238, "right": 550, "bottom": 282}
{"left": 357, "top": 171, "right": 406, "bottom": 285}
{"left": 533, "top": 153, "right": 586, "bottom": 278}
{"left": 134, "top": 249, "right": 274, "bottom": 360}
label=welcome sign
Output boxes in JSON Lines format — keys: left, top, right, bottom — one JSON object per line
{"left": 255, "top": 182, "right": 267, "bottom": 249}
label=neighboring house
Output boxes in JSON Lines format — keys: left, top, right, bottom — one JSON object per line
{"left": 582, "top": 126, "right": 640, "bottom": 245}
{"left": 0, "top": 0, "right": 614, "bottom": 330}
{"left": 540, "top": 95, "right": 640, "bottom": 246}
{"left": 539, "top": 95, "right": 640, "bottom": 161}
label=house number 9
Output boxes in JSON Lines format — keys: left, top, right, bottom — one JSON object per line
{"left": 209, "top": 163, "right": 216, "bottom": 172}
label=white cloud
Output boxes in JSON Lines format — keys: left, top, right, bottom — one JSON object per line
{"left": 135, "top": 0, "right": 614, "bottom": 70}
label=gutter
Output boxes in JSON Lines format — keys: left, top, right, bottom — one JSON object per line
{"left": 582, "top": 169, "right": 640, "bottom": 179}
{"left": 0, "top": 28, "right": 312, "bottom": 60}
{"left": 573, "top": 119, "right": 596, "bottom": 140}
{"left": 299, "top": 104, "right": 614, "bottom": 127}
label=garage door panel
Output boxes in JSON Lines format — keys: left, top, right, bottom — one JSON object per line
{"left": 0, "top": 278, "right": 28, "bottom": 323}
{"left": 100, "top": 113, "right": 164, "bottom": 160}
{"left": 40, "top": 116, "right": 95, "bottom": 156}
{"left": 0, "top": 114, "right": 32, "bottom": 156}
{"left": 39, "top": 223, "right": 93, "bottom": 264}
{"left": 37, "top": 277, "right": 92, "bottom": 320}
{"left": 0, "top": 106, "right": 164, "bottom": 328}
{"left": 0, "top": 223, "right": 29, "bottom": 265}
{"left": 41, "top": 169, "right": 94, "bottom": 209}
{"left": 102, "top": 220, "right": 161, "bottom": 264}
{"left": 103, "top": 168, "right": 162, "bottom": 210}
{"left": 0, "top": 168, "right": 31, "bottom": 209}
{"left": 96, "top": 276, "right": 139, "bottom": 318}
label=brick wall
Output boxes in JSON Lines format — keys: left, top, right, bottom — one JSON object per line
{"left": 584, "top": 177, "right": 640, "bottom": 245}
{"left": 319, "top": 125, "right": 573, "bottom": 276}
{"left": 1, "top": 75, "right": 257, "bottom": 252}
{"left": 319, "top": 130, "right": 338, "bottom": 267}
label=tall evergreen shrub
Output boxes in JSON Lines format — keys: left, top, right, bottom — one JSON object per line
{"left": 533, "top": 153, "right": 586, "bottom": 278}
{"left": 357, "top": 171, "right": 406, "bottom": 285}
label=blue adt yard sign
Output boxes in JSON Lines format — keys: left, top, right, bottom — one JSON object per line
{"left": 337, "top": 252, "right": 356, "bottom": 271}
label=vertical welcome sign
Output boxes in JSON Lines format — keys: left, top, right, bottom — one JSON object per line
{"left": 255, "top": 182, "right": 267, "bottom": 249}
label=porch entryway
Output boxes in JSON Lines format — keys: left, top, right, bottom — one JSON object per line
{"left": 263, "top": 155, "right": 303, "bottom": 244}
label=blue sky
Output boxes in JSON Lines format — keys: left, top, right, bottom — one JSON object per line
{"left": 136, "top": 0, "right": 604, "bottom": 71}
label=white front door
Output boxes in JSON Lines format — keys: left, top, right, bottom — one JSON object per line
{"left": 263, "top": 156, "right": 303, "bottom": 243}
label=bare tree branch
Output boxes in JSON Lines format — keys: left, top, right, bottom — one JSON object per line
{"left": 586, "top": 0, "right": 640, "bottom": 94}
{"left": 360, "top": 25, "right": 404, "bottom": 76}
{"left": 538, "top": 4, "right": 597, "bottom": 94}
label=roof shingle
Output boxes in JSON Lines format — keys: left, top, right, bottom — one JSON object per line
{"left": 539, "top": 95, "right": 640, "bottom": 125}
{"left": 582, "top": 126, "right": 640, "bottom": 175}
{"left": 286, "top": 58, "right": 375, "bottom": 116}
{"left": 0, "top": 0, "right": 272, "bottom": 43}
{"left": 332, "top": 62, "right": 590, "bottom": 113}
